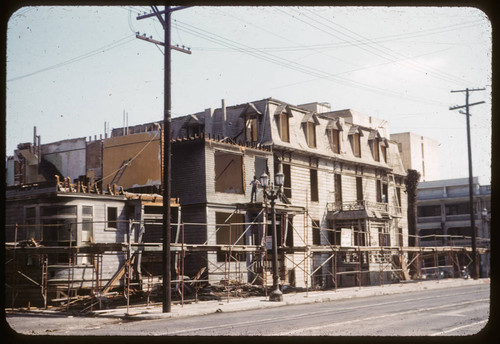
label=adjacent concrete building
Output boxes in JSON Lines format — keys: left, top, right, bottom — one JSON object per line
{"left": 416, "top": 177, "right": 490, "bottom": 277}
{"left": 390, "top": 132, "right": 440, "bottom": 181}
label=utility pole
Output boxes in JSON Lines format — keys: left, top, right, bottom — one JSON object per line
{"left": 449, "top": 87, "right": 485, "bottom": 280}
{"left": 137, "top": 4, "right": 191, "bottom": 313}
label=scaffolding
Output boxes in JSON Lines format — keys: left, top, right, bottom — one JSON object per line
{"left": 4, "top": 217, "right": 490, "bottom": 312}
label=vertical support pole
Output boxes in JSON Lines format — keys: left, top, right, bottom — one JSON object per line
{"left": 181, "top": 223, "right": 185, "bottom": 307}
{"left": 162, "top": 5, "right": 172, "bottom": 313}
{"left": 67, "top": 223, "right": 73, "bottom": 313}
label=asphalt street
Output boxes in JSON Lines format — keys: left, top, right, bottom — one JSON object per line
{"left": 6, "top": 283, "right": 490, "bottom": 337}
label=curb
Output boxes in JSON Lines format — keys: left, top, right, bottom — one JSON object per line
{"left": 109, "top": 278, "right": 489, "bottom": 321}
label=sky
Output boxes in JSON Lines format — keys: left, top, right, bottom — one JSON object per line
{"left": 5, "top": 6, "right": 492, "bottom": 184}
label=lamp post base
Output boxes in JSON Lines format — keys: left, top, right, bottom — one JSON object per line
{"left": 269, "top": 288, "right": 283, "bottom": 302}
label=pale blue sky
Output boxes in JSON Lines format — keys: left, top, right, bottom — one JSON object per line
{"left": 6, "top": 6, "right": 492, "bottom": 183}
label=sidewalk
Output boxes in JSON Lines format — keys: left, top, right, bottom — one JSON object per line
{"left": 86, "top": 278, "right": 489, "bottom": 321}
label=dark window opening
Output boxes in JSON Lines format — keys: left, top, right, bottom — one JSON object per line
{"left": 107, "top": 207, "right": 118, "bottom": 228}
{"left": 418, "top": 205, "right": 441, "bottom": 217}
{"left": 310, "top": 169, "right": 319, "bottom": 202}
{"left": 356, "top": 177, "right": 363, "bottom": 201}
{"left": 312, "top": 219, "right": 321, "bottom": 245}
{"left": 283, "top": 163, "right": 292, "bottom": 199}
{"left": 335, "top": 174, "right": 342, "bottom": 205}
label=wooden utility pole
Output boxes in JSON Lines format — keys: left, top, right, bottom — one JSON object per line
{"left": 137, "top": 5, "right": 191, "bottom": 313}
{"left": 449, "top": 87, "right": 485, "bottom": 280}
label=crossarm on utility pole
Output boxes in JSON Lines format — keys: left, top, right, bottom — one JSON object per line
{"left": 135, "top": 35, "right": 192, "bottom": 54}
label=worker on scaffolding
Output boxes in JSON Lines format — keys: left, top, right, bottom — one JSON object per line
{"left": 250, "top": 176, "right": 261, "bottom": 202}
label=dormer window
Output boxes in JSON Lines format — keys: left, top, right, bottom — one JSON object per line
{"left": 274, "top": 104, "right": 292, "bottom": 143}
{"left": 183, "top": 115, "right": 204, "bottom": 138}
{"left": 380, "top": 139, "right": 388, "bottom": 162}
{"left": 302, "top": 113, "right": 319, "bottom": 148}
{"left": 187, "top": 124, "right": 204, "bottom": 138}
{"left": 368, "top": 130, "right": 381, "bottom": 162}
{"left": 348, "top": 125, "right": 363, "bottom": 157}
{"left": 241, "top": 102, "right": 262, "bottom": 143}
{"left": 245, "top": 114, "right": 259, "bottom": 143}
{"left": 327, "top": 119, "right": 343, "bottom": 154}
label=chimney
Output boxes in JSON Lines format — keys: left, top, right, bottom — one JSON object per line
{"left": 204, "top": 108, "right": 214, "bottom": 135}
{"left": 222, "top": 99, "right": 227, "bottom": 138}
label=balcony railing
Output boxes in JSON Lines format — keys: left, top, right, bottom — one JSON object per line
{"left": 327, "top": 200, "right": 402, "bottom": 216}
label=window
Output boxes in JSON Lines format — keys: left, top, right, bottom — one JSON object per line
{"left": 82, "top": 206, "right": 93, "bottom": 244}
{"left": 40, "top": 205, "right": 77, "bottom": 244}
{"left": 82, "top": 206, "right": 93, "bottom": 216}
{"left": 285, "top": 216, "right": 294, "bottom": 247}
{"left": 356, "top": 177, "right": 363, "bottom": 201}
{"left": 312, "top": 219, "right": 321, "bottom": 245}
{"left": 283, "top": 163, "right": 292, "bottom": 199}
{"left": 418, "top": 205, "right": 441, "bottom": 217}
{"left": 397, "top": 228, "right": 403, "bottom": 247}
{"left": 216, "top": 212, "right": 246, "bottom": 261}
{"left": 372, "top": 138, "right": 380, "bottom": 161}
{"left": 245, "top": 115, "right": 258, "bottom": 143}
{"left": 187, "top": 124, "right": 204, "bottom": 138}
{"left": 310, "top": 169, "right": 319, "bottom": 202}
{"left": 279, "top": 112, "right": 290, "bottom": 142}
{"left": 445, "top": 203, "right": 469, "bottom": 215}
{"left": 107, "top": 207, "right": 118, "bottom": 228}
{"left": 214, "top": 151, "right": 244, "bottom": 194}
{"left": 379, "top": 227, "right": 391, "bottom": 246}
{"left": 351, "top": 133, "right": 361, "bottom": 157}
{"left": 306, "top": 122, "right": 317, "bottom": 148}
{"left": 382, "top": 183, "right": 388, "bottom": 203}
{"left": 25, "top": 207, "right": 36, "bottom": 240}
{"left": 376, "top": 180, "right": 382, "bottom": 203}
{"left": 334, "top": 174, "right": 342, "bottom": 205}
{"left": 381, "top": 142, "right": 387, "bottom": 162}
{"left": 254, "top": 157, "right": 268, "bottom": 181}
{"left": 329, "top": 129, "right": 341, "bottom": 154}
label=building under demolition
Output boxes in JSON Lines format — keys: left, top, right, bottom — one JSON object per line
{"left": 5, "top": 98, "right": 486, "bottom": 310}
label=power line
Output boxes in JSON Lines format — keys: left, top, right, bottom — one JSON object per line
{"left": 298, "top": 8, "right": 474, "bottom": 86}
{"left": 7, "top": 35, "right": 136, "bottom": 82}
{"left": 174, "top": 20, "right": 447, "bottom": 107}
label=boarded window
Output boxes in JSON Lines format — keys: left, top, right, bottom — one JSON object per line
{"left": 216, "top": 212, "right": 246, "bottom": 261}
{"left": 381, "top": 143, "right": 387, "bottom": 162}
{"left": 215, "top": 151, "right": 244, "bottom": 194}
{"left": 306, "top": 122, "right": 317, "bottom": 148}
{"left": 279, "top": 113, "right": 290, "bottom": 142}
{"left": 372, "top": 138, "right": 380, "bottom": 161}
{"left": 351, "top": 133, "right": 361, "bottom": 157}
{"left": 246, "top": 116, "right": 258, "bottom": 143}
{"left": 310, "top": 169, "right": 319, "bottom": 202}
{"left": 330, "top": 129, "right": 341, "bottom": 154}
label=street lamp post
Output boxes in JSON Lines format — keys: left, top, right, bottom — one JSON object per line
{"left": 260, "top": 163, "right": 284, "bottom": 302}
